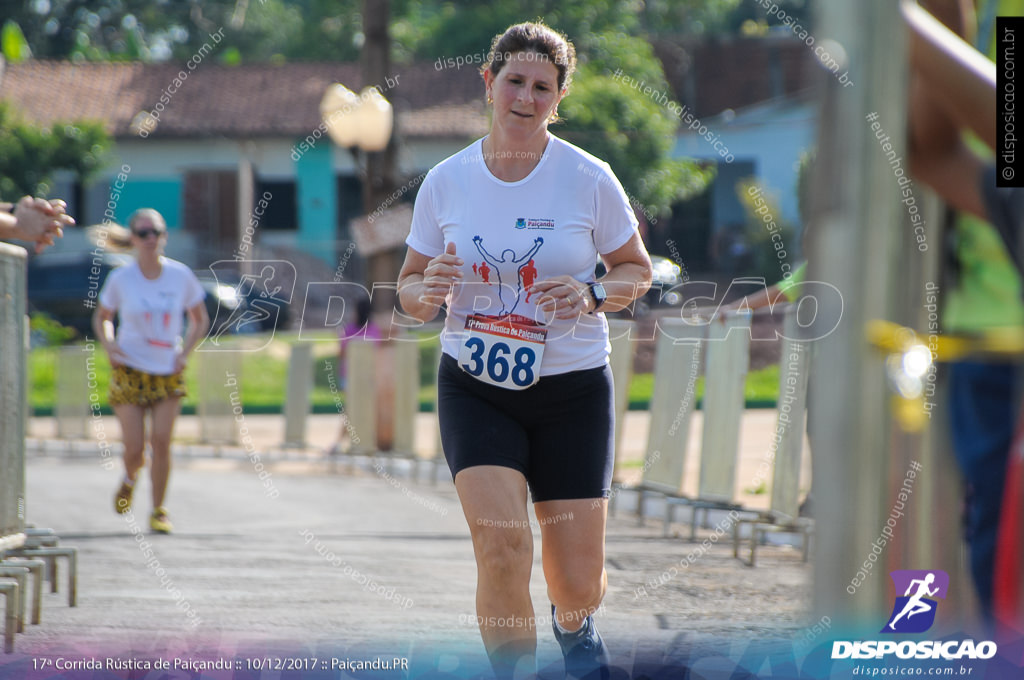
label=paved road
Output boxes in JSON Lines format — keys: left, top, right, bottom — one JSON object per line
{"left": 1, "top": 439, "right": 815, "bottom": 679}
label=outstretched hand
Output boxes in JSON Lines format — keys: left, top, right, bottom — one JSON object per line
{"left": 3, "top": 197, "right": 75, "bottom": 253}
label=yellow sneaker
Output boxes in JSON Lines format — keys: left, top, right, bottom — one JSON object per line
{"left": 114, "top": 481, "right": 134, "bottom": 514}
{"left": 149, "top": 507, "right": 173, "bottom": 534}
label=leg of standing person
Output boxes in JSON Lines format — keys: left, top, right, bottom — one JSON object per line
{"left": 113, "top": 403, "right": 146, "bottom": 513}
{"left": 948, "top": 361, "right": 1019, "bottom": 621}
{"left": 148, "top": 396, "right": 181, "bottom": 533}
{"left": 454, "top": 466, "right": 537, "bottom": 679}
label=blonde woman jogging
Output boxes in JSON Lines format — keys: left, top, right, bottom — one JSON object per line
{"left": 93, "top": 209, "right": 209, "bottom": 533}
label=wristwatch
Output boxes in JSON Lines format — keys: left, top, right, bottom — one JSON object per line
{"left": 586, "top": 281, "right": 607, "bottom": 313}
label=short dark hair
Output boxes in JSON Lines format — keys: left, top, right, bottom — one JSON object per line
{"left": 481, "top": 22, "right": 577, "bottom": 93}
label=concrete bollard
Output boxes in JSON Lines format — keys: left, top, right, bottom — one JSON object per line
{"left": 197, "top": 347, "right": 240, "bottom": 446}
{"left": 346, "top": 340, "right": 377, "bottom": 456}
{"left": 282, "top": 343, "right": 313, "bottom": 448}
{"left": 55, "top": 346, "right": 89, "bottom": 440}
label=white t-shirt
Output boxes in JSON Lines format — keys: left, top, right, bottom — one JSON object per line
{"left": 98, "top": 257, "right": 206, "bottom": 375}
{"left": 407, "top": 135, "right": 639, "bottom": 376}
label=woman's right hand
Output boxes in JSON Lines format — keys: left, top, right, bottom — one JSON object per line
{"left": 102, "top": 341, "right": 128, "bottom": 368}
{"left": 419, "top": 242, "right": 464, "bottom": 309}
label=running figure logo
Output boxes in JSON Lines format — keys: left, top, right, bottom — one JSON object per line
{"left": 471, "top": 235, "right": 544, "bottom": 316}
{"left": 882, "top": 570, "right": 949, "bottom": 634}
{"left": 209, "top": 264, "right": 284, "bottom": 344}
{"left": 198, "top": 259, "right": 297, "bottom": 352}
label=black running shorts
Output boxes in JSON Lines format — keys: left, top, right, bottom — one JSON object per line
{"left": 437, "top": 352, "right": 615, "bottom": 502}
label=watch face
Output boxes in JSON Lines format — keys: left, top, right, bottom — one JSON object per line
{"left": 591, "top": 282, "right": 607, "bottom": 308}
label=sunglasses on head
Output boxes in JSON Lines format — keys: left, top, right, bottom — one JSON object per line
{"left": 132, "top": 228, "right": 164, "bottom": 239}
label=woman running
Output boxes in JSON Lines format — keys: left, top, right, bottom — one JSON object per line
{"left": 93, "top": 209, "right": 209, "bottom": 534}
{"left": 398, "top": 21, "right": 653, "bottom": 679}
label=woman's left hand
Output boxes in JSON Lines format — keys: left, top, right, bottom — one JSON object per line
{"left": 174, "top": 353, "right": 188, "bottom": 374}
{"left": 531, "top": 276, "right": 592, "bottom": 320}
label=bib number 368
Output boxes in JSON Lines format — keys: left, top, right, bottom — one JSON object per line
{"left": 461, "top": 339, "right": 537, "bottom": 387}
{"left": 458, "top": 314, "right": 547, "bottom": 390}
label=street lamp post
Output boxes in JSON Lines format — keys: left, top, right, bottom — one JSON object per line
{"left": 321, "top": 0, "right": 401, "bottom": 316}
{"left": 321, "top": 83, "right": 399, "bottom": 315}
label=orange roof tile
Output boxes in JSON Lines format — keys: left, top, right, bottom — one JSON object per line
{"left": 1, "top": 60, "right": 489, "bottom": 139}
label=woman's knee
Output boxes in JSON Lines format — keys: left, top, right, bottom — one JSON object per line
{"left": 149, "top": 437, "right": 172, "bottom": 459}
{"left": 548, "top": 565, "right": 605, "bottom": 606}
{"left": 122, "top": 452, "right": 145, "bottom": 471}
{"left": 474, "top": 528, "right": 532, "bottom": 582}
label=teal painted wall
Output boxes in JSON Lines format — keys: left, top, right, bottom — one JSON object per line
{"left": 295, "top": 144, "right": 337, "bottom": 267}
{"left": 113, "top": 178, "right": 182, "bottom": 229}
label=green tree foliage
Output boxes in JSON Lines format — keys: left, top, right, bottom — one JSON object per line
{"left": 557, "top": 32, "right": 714, "bottom": 217}
{"left": 394, "top": 7, "right": 717, "bottom": 216}
{"left": 0, "top": 0, "right": 807, "bottom": 64}
{"left": 638, "top": 0, "right": 746, "bottom": 38}
{"left": 0, "top": 0, "right": 357, "bottom": 63}
{"left": 0, "top": 102, "right": 110, "bottom": 198}
{"left": 0, "top": 0, "right": 161, "bottom": 61}
{"left": 2, "top": 20, "right": 32, "bottom": 62}
{"left": 1, "top": 0, "right": 754, "bottom": 215}
{"left": 391, "top": 0, "right": 636, "bottom": 64}
{"left": 713, "top": 0, "right": 812, "bottom": 37}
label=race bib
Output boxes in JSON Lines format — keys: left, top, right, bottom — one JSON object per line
{"left": 458, "top": 314, "right": 547, "bottom": 390}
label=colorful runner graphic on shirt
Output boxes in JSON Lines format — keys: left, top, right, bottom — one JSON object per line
{"left": 143, "top": 292, "right": 176, "bottom": 348}
{"left": 472, "top": 261, "right": 492, "bottom": 284}
{"left": 471, "top": 235, "right": 544, "bottom": 316}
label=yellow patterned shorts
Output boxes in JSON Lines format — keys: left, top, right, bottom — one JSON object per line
{"left": 108, "top": 365, "right": 186, "bottom": 407}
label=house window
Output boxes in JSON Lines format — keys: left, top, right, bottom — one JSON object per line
{"left": 336, "top": 175, "right": 363, "bottom": 239}
{"left": 256, "top": 180, "right": 297, "bottom": 230}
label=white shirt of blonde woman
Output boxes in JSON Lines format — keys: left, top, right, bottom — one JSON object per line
{"left": 98, "top": 257, "right": 206, "bottom": 375}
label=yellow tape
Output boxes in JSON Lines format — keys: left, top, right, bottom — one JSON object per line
{"left": 867, "top": 319, "right": 1024, "bottom": 360}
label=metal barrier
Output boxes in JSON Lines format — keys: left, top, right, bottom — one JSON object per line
{"left": 607, "top": 319, "right": 635, "bottom": 466}
{"left": 696, "top": 312, "right": 752, "bottom": 503}
{"left": 658, "top": 313, "right": 751, "bottom": 537}
{"left": 0, "top": 243, "right": 27, "bottom": 552}
{"left": 732, "top": 308, "right": 813, "bottom": 565}
{"left": 613, "top": 313, "right": 755, "bottom": 538}
{"left": 613, "top": 318, "right": 703, "bottom": 516}
{"left": 0, "top": 243, "right": 27, "bottom": 653}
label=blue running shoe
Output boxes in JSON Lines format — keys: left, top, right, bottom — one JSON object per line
{"left": 551, "top": 605, "right": 610, "bottom": 680}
